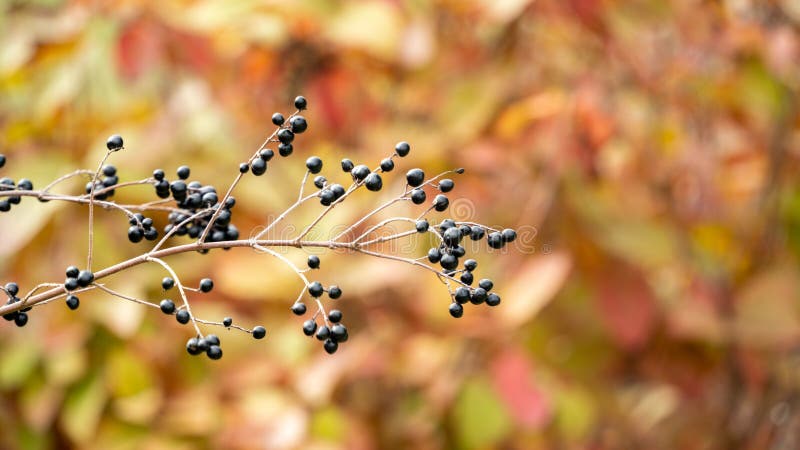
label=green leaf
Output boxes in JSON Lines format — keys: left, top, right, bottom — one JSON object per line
{"left": 61, "top": 372, "right": 107, "bottom": 444}
{"left": 453, "top": 377, "right": 512, "bottom": 449}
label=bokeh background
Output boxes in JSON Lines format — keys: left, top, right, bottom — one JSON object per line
{"left": 2, "top": 0, "right": 800, "bottom": 448}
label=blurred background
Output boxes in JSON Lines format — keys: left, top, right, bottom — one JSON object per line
{"left": 1, "top": 0, "right": 800, "bottom": 448}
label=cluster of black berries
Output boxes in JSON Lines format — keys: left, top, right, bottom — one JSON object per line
{"left": 291, "top": 281, "right": 346, "bottom": 354}
{"left": 0, "top": 173, "right": 34, "bottom": 213}
{"left": 144, "top": 165, "right": 240, "bottom": 245}
{"left": 239, "top": 95, "right": 309, "bottom": 177}
{"left": 420, "top": 219, "right": 516, "bottom": 318}
{"left": 85, "top": 164, "right": 119, "bottom": 200}
{"left": 2, "top": 282, "right": 31, "bottom": 327}
{"left": 155, "top": 277, "right": 265, "bottom": 360}
{"left": 63, "top": 266, "right": 95, "bottom": 292}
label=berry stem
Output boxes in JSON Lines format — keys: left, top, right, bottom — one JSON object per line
{"left": 87, "top": 150, "right": 114, "bottom": 270}
{"left": 146, "top": 256, "right": 203, "bottom": 337}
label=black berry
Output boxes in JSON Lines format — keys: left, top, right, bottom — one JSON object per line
{"left": 364, "top": 173, "right": 383, "bottom": 191}
{"left": 162, "top": 277, "right": 175, "bottom": 290}
{"left": 410, "top": 189, "right": 426, "bottom": 204}
{"left": 395, "top": 141, "right": 410, "bottom": 157}
{"left": 449, "top": 303, "right": 464, "bottom": 318}
{"left": 328, "top": 310, "right": 342, "bottom": 323}
{"left": 406, "top": 169, "right": 425, "bottom": 187}
{"left": 341, "top": 159, "right": 354, "bottom": 172}
{"left": 291, "top": 303, "right": 307, "bottom": 315}
{"left": 290, "top": 116, "right": 308, "bottom": 133}
{"left": 306, "top": 156, "right": 323, "bottom": 174}
{"left": 106, "top": 134, "right": 124, "bottom": 151}
{"left": 222, "top": 317, "right": 232, "bottom": 327}
{"left": 438, "top": 179, "right": 454, "bottom": 192}
{"left": 433, "top": 194, "right": 449, "bottom": 212}
{"left": 307, "top": 255, "right": 320, "bottom": 269}
{"left": 160, "top": 299, "right": 175, "bottom": 314}
{"left": 303, "top": 319, "right": 317, "bottom": 336}
{"left": 252, "top": 326, "right": 266, "bottom": 339}
{"left": 380, "top": 158, "right": 394, "bottom": 172}
{"left": 207, "top": 345, "right": 223, "bottom": 360}
{"left": 323, "top": 339, "right": 338, "bottom": 354}
{"left": 176, "top": 310, "right": 190, "bottom": 324}
{"left": 66, "top": 295, "right": 80, "bottom": 310}
{"left": 199, "top": 278, "right": 214, "bottom": 292}
{"left": 272, "top": 113, "right": 285, "bottom": 126}
{"left": 176, "top": 166, "right": 190, "bottom": 180}
{"left": 308, "top": 281, "right": 324, "bottom": 297}
{"left": 328, "top": 285, "right": 342, "bottom": 299}
{"left": 294, "top": 96, "right": 307, "bottom": 110}
{"left": 251, "top": 158, "right": 267, "bottom": 176}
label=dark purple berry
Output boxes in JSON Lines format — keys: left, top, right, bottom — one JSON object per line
{"left": 106, "top": 134, "right": 123, "bottom": 151}
{"left": 449, "top": 303, "right": 463, "bottom": 318}
{"left": 294, "top": 96, "right": 307, "bottom": 110}
{"left": 290, "top": 116, "right": 308, "bottom": 133}
{"left": 291, "top": 303, "right": 307, "bottom": 315}
{"left": 160, "top": 299, "right": 175, "bottom": 314}
{"left": 406, "top": 169, "right": 425, "bottom": 187}
{"left": 252, "top": 326, "right": 266, "bottom": 339}
{"left": 395, "top": 141, "right": 410, "bottom": 157}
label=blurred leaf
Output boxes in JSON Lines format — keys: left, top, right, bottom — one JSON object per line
{"left": 453, "top": 377, "right": 512, "bottom": 449}
{"left": 499, "top": 251, "right": 572, "bottom": 328}
{"left": 61, "top": 372, "right": 106, "bottom": 444}
{"left": 490, "top": 348, "right": 552, "bottom": 428}
{"left": 310, "top": 405, "right": 347, "bottom": 443}
{"left": 734, "top": 265, "right": 800, "bottom": 347}
{"left": 0, "top": 339, "right": 39, "bottom": 389}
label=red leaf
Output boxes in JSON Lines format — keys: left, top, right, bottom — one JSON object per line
{"left": 490, "top": 348, "right": 552, "bottom": 428}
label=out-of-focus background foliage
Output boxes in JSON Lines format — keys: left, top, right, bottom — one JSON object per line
{"left": 1, "top": 0, "right": 800, "bottom": 448}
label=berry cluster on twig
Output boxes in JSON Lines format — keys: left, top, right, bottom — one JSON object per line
{"left": 0, "top": 96, "right": 517, "bottom": 360}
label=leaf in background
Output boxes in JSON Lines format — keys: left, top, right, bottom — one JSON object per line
{"left": 453, "top": 377, "right": 513, "bottom": 449}
{"left": 490, "top": 348, "right": 552, "bottom": 428}
{"left": 594, "top": 265, "right": 657, "bottom": 350}
{"left": 499, "top": 251, "right": 572, "bottom": 328}
{"left": 61, "top": 372, "right": 107, "bottom": 444}
{"left": 734, "top": 265, "right": 800, "bottom": 347}
{"left": 0, "top": 339, "right": 39, "bottom": 389}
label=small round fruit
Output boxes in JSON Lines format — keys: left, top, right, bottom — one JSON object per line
{"left": 291, "top": 303, "right": 307, "bottom": 315}
{"left": 486, "top": 293, "right": 501, "bottom": 307}
{"left": 199, "top": 278, "right": 214, "bottom": 292}
{"left": 290, "top": 116, "right": 308, "bottom": 133}
{"left": 395, "top": 141, "right": 411, "bottom": 157}
{"left": 306, "top": 156, "right": 323, "bottom": 174}
{"left": 303, "top": 320, "right": 318, "bottom": 336}
{"left": 324, "top": 339, "right": 338, "bottom": 354}
{"left": 162, "top": 277, "right": 175, "bottom": 290}
{"left": 222, "top": 317, "right": 232, "bottom": 327}
{"left": 176, "top": 310, "right": 190, "bottom": 324}
{"left": 328, "top": 286, "right": 342, "bottom": 299}
{"left": 328, "top": 310, "right": 343, "bottom": 323}
{"left": 308, "top": 281, "right": 324, "bottom": 297}
{"left": 294, "top": 96, "right": 307, "bottom": 110}
{"left": 252, "top": 326, "right": 267, "bottom": 339}
{"left": 449, "top": 303, "right": 464, "bottom": 318}
{"left": 438, "top": 179, "right": 454, "bottom": 192}
{"left": 106, "top": 134, "right": 124, "bottom": 151}
{"left": 364, "top": 173, "right": 383, "bottom": 191}
{"left": 206, "top": 345, "right": 223, "bottom": 360}
{"left": 66, "top": 295, "right": 80, "bottom": 310}
{"left": 410, "top": 189, "right": 426, "bottom": 204}
{"left": 271, "top": 113, "right": 285, "bottom": 126}
{"left": 160, "top": 299, "right": 175, "bottom": 314}
{"left": 406, "top": 169, "right": 425, "bottom": 187}
{"left": 307, "top": 255, "right": 321, "bottom": 269}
